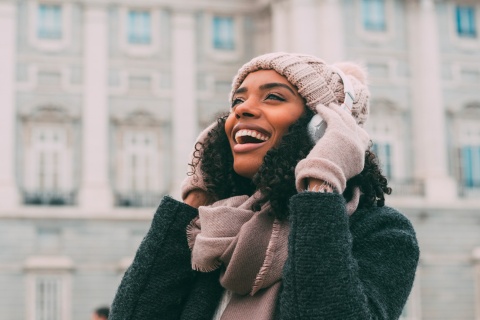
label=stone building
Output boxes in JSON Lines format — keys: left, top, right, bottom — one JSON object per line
{"left": 0, "top": 0, "right": 479, "bottom": 319}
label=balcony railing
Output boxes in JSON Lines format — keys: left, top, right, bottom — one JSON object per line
{"left": 22, "top": 190, "right": 76, "bottom": 206}
{"left": 115, "top": 192, "right": 164, "bottom": 208}
{"left": 457, "top": 183, "right": 480, "bottom": 198}
{"left": 388, "top": 179, "right": 425, "bottom": 197}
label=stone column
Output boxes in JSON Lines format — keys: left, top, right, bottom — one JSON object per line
{"left": 78, "top": 6, "right": 113, "bottom": 210}
{"left": 0, "top": 2, "right": 20, "bottom": 210}
{"left": 407, "top": 0, "right": 456, "bottom": 201}
{"left": 271, "top": 0, "right": 290, "bottom": 52}
{"left": 171, "top": 11, "right": 197, "bottom": 198}
{"left": 291, "top": 0, "right": 318, "bottom": 54}
{"left": 317, "top": 0, "right": 345, "bottom": 62}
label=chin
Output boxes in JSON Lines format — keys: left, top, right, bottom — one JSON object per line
{"left": 233, "top": 160, "right": 262, "bottom": 179}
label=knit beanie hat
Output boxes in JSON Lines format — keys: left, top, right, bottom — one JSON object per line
{"left": 230, "top": 52, "right": 370, "bottom": 127}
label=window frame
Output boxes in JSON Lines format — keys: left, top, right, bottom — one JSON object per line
{"left": 448, "top": 2, "right": 480, "bottom": 49}
{"left": 456, "top": 5, "right": 477, "bottom": 38}
{"left": 23, "top": 125, "right": 74, "bottom": 199}
{"left": 113, "top": 113, "right": 168, "bottom": 208}
{"left": 25, "top": 256, "right": 73, "bottom": 320}
{"left": 37, "top": 3, "right": 62, "bottom": 40}
{"left": 204, "top": 12, "right": 244, "bottom": 61}
{"left": 119, "top": 6, "right": 160, "bottom": 57}
{"left": 127, "top": 10, "right": 152, "bottom": 45}
{"left": 361, "top": 0, "right": 387, "bottom": 32}
{"left": 453, "top": 116, "right": 480, "bottom": 192}
{"left": 28, "top": 1, "right": 72, "bottom": 51}
{"left": 212, "top": 16, "right": 235, "bottom": 51}
{"left": 355, "top": 0, "right": 395, "bottom": 43}
{"left": 366, "top": 108, "right": 407, "bottom": 183}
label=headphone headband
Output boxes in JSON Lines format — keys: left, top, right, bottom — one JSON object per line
{"left": 329, "top": 66, "right": 355, "bottom": 113}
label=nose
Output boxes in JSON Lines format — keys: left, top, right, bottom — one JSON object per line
{"left": 233, "top": 99, "right": 261, "bottom": 119}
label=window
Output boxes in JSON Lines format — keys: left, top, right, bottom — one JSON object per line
{"left": 124, "top": 131, "right": 157, "bottom": 192}
{"left": 372, "top": 142, "right": 392, "bottom": 179}
{"left": 456, "top": 6, "right": 477, "bottom": 38}
{"left": 23, "top": 125, "right": 74, "bottom": 205}
{"left": 34, "top": 275, "right": 63, "bottom": 320}
{"left": 362, "top": 0, "right": 386, "bottom": 31}
{"left": 116, "top": 128, "right": 163, "bottom": 207}
{"left": 461, "top": 145, "right": 480, "bottom": 187}
{"left": 37, "top": 4, "right": 62, "bottom": 39}
{"left": 127, "top": 10, "right": 152, "bottom": 44}
{"left": 26, "top": 257, "right": 73, "bottom": 320}
{"left": 212, "top": 16, "right": 235, "bottom": 50}
{"left": 32, "top": 128, "right": 64, "bottom": 191}
{"left": 454, "top": 115, "right": 480, "bottom": 191}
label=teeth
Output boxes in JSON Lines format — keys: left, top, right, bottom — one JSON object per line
{"left": 235, "top": 129, "right": 269, "bottom": 143}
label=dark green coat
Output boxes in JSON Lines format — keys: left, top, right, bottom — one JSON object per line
{"left": 110, "top": 192, "right": 419, "bottom": 320}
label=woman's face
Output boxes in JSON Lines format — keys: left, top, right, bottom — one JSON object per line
{"left": 225, "top": 70, "right": 305, "bottom": 179}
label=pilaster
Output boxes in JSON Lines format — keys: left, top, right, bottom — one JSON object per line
{"left": 407, "top": 0, "right": 456, "bottom": 202}
{"left": 317, "top": 0, "right": 345, "bottom": 62}
{"left": 290, "top": 0, "right": 318, "bottom": 54}
{"left": 78, "top": 5, "right": 113, "bottom": 210}
{"left": 0, "top": 2, "right": 20, "bottom": 209}
{"left": 171, "top": 11, "right": 197, "bottom": 198}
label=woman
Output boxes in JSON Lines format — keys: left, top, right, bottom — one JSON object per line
{"left": 110, "top": 53, "right": 419, "bottom": 320}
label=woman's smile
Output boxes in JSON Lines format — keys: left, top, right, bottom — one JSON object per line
{"left": 231, "top": 123, "right": 271, "bottom": 152}
{"left": 224, "top": 69, "right": 306, "bottom": 179}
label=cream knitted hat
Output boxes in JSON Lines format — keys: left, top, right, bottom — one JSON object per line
{"left": 230, "top": 52, "right": 370, "bottom": 127}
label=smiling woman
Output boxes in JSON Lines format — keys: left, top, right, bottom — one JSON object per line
{"left": 110, "top": 53, "right": 419, "bottom": 320}
{"left": 225, "top": 70, "right": 305, "bottom": 179}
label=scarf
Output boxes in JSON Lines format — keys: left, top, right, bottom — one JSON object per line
{"left": 187, "top": 191, "right": 289, "bottom": 320}
{"left": 186, "top": 188, "right": 360, "bottom": 320}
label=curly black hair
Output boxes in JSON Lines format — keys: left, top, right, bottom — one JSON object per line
{"left": 189, "top": 109, "right": 391, "bottom": 220}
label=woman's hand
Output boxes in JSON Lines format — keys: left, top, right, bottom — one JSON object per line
{"left": 306, "top": 178, "right": 335, "bottom": 193}
{"left": 295, "top": 103, "right": 370, "bottom": 193}
{"left": 183, "top": 190, "right": 212, "bottom": 209}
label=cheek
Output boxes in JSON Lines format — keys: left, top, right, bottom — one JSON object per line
{"left": 224, "top": 114, "right": 234, "bottom": 136}
{"left": 274, "top": 114, "right": 301, "bottom": 135}
{"left": 224, "top": 113, "right": 236, "bottom": 145}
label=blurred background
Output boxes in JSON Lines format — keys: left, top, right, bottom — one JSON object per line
{"left": 0, "top": 0, "right": 479, "bottom": 319}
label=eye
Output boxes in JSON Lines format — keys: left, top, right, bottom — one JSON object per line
{"left": 265, "top": 93, "right": 285, "bottom": 101}
{"left": 231, "top": 98, "right": 244, "bottom": 108}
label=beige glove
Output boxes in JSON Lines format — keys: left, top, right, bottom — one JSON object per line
{"left": 295, "top": 103, "right": 370, "bottom": 194}
{"left": 180, "top": 121, "right": 218, "bottom": 201}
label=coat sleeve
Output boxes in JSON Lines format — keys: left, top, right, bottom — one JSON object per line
{"left": 109, "top": 196, "right": 199, "bottom": 320}
{"left": 279, "top": 192, "right": 419, "bottom": 320}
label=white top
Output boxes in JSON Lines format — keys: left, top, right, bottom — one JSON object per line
{"left": 212, "top": 289, "right": 233, "bottom": 320}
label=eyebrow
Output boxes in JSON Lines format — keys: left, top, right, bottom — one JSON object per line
{"left": 234, "top": 82, "right": 297, "bottom": 96}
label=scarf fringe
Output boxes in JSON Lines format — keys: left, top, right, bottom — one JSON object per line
{"left": 251, "top": 219, "right": 282, "bottom": 295}
{"left": 186, "top": 216, "right": 199, "bottom": 250}
{"left": 191, "top": 260, "right": 222, "bottom": 273}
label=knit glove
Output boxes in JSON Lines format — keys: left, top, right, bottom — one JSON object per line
{"left": 295, "top": 103, "right": 370, "bottom": 194}
{"left": 180, "top": 121, "right": 217, "bottom": 200}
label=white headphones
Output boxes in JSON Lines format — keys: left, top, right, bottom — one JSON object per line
{"left": 307, "top": 66, "right": 356, "bottom": 143}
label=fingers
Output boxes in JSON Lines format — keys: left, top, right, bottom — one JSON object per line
{"left": 356, "top": 126, "right": 371, "bottom": 150}
{"left": 313, "top": 102, "right": 370, "bottom": 152}
{"left": 314, "top": 103, "right": 357, "bottom": 133}
{"left": 314, "top": 103, "right": 341, "bottom": 125}
{"left": 240, "top": 190, "right": 263, "bottom": 209}
{"left": 326, "top": 103, "right": 358, "bottom": 128}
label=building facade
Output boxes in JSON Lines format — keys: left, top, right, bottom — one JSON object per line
{"left": 0, "top": 0, "right": 479, "bottom": 319}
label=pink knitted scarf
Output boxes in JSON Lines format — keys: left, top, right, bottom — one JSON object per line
{"left": 186, "top": 192, "right": 289, "bottom": 320}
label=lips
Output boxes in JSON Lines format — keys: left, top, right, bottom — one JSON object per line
{"left": 235, "top": 129, "right": 269, "bottom": 144}
{"left": 231, "top": 124, "right": 271, "bottom": 153}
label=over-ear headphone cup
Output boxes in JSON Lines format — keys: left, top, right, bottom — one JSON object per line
{"left": 308, "top": 114, "right": 327, "bottom": 144}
